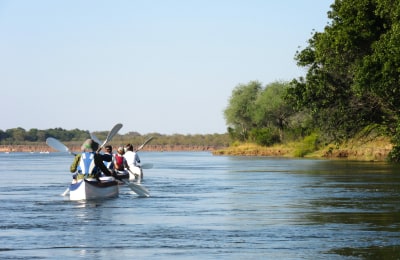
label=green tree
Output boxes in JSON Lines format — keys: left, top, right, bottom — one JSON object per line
{"left": 0, "top": 130, "right": 10, "bottom": 144}
{"left": 7, "top": 128, "right": 26, "bottom": 143}
{"left": 354, "top": 0, "right": 400, "bottom": 130}
{"left": 286, "top": 0, "right": 399, "bottom": 144}
{"left": 26, "top": 128, "right": 39, "bottom": 142}
{"left": 223, "top": 81, "right": 262, "bottom": 141}
{"left": 253, "top": 81, "right": 294, "bottom": 142}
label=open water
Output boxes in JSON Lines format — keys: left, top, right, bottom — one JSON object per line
{"left": 0, "top": 151, "right": 399, "bottom": 259}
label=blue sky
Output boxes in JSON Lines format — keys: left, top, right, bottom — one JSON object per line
{"left": 0, "top": 0, "right": 332, "bottom": 135}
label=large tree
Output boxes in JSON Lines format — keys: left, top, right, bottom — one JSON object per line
{"left": 286, "top": 0, "right": 400, "bottom": 142}
{"left": 253, "top": 82, "right": 294, "bottom": 141}
{"left": 224, "top": 81, "right": 262, "bottom": 141}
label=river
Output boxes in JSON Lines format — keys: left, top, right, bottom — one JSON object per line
{"left": 0, "top": 152, "right": 399, "bottom": 259}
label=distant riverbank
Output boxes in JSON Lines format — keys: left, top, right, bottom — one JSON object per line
{"left": 0, "top": 144, "right": 225, "bottom": 153}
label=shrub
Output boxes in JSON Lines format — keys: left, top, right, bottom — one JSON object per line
{"left": 249, "top": 128, "right": 280, "bottom": 146}
{"left": 294, "top": 133, "right": 319, "bottom": 157}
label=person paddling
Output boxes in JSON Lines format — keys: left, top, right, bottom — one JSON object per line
{"left": 124, "top": 143, "right": 142, "bottom": 180}
{"left": 69, "top": 139, "right": 112, "bottom": 181}
{"left": 114, "top": 146, "right": 129, "bottom": 172}
{"left": 103, "top": 145, "right": 114, "bottom": 170}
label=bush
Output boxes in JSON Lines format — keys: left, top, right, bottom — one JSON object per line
{"left": 387, "top": 122, "right": 400, "bottom": 162}
{"left": 294, "top": 133, "right": 319, "bottom": 157}
{"left": 249, "top": 128, "right": 280, "bottom": 146}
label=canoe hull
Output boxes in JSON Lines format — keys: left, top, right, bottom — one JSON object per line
{"left": 69, "top": 179, "right": 119, "bottom": 201}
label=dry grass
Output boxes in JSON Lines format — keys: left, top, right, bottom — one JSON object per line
{"left": 213, "top": 136, "right": 393, "bottom": 161}
{"left": 212, "top": 142, "right": 294, "bottom": 157}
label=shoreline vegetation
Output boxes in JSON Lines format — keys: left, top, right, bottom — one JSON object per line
{"left": 1, "top": 136, "right": 393, "bottom": 162}
{"left": 220, "top": 2, "right": 400, "bottom": 163}
{"left": 212, "top": 136, "right": 392, "bottom": 162}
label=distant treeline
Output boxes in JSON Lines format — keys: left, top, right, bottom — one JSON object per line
{"left": 0, "top": 127, "right": 230, "bottom": 147}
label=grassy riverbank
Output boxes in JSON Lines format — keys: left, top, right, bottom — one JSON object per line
{"left": 212, "top": 136, "right": 393, "bottom": 162}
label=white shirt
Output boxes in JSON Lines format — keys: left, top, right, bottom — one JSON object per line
{"left": 124, "top": 150, "right": 140, "bottom": 168}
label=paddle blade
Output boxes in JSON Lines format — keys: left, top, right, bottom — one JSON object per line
{"left": 90, "top": 132, "right": 102, "bottom": 145}
{"left": 120, "top": 178, "right": 150, "bottom": 197}
{"left": 99, "top": 123, "right": 123, "bottom": 149}
{"left": 128, "top": 183, "right": 150, "bottom": 197}
{"left": 46, "top": 137, "right": 70, "bottom": 154}
{"left": 136, "top": 136, "right": 154, "bottom": 151}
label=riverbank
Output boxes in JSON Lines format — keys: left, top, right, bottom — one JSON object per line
{"left": 0, "top": 144, "right": 225, "bottom": 153}
{"left": 212, "top": 136, "right": 393, "bottom": 162}
{"left": 1, "top": 137, "right": 393, "bottom": 162}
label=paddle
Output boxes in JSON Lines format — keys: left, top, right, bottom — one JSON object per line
{"left": 97, "top": 123, "right": 123, "bottom": 152}
{"left": 46, "top": 137, "right": 76, "bottom": 156}
{"left": 46, "top": 137, "right": 75, "bottom": 196}
{"left": 136, "top": 136, "right": 154, "bottom": 152}
{"left": 118, "top": 176, "right": 150, "bottom": 197}
{"left": 89, "top": 132, "right": 102, "bottom": 146}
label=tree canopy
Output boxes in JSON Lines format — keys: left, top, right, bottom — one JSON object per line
{"left": 287, "top": 0, "right": 400, "bottom": 138}
{"left": 224, "top": 0, "right": 400, "bottom": 161}
{"left": 224, "top": 81, "right": 295, "bottom": 146}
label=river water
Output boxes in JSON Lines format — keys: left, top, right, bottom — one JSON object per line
{"left": 0, "top": 152, "right": 399, "bottom": 259}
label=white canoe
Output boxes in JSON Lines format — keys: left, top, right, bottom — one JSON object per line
{"left": 69, "top": 177, "right": 119, "bottom": 201}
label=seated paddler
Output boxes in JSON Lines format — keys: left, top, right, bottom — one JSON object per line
{"left": 70, "top": 139, "right": 112, "bottom": 181}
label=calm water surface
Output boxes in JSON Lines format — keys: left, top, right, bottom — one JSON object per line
{"left": 0, "top": 152, "right": 399, "bottom": 259}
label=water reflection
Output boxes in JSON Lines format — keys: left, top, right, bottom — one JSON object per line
{"left": 329, "top": 245, "right": 400, "bottom": 259}
{"left": 220, "top": 157, "right": 400, "bottom": 258}
{"left": 298, "top": 162, "right": 400, "bottom": 258}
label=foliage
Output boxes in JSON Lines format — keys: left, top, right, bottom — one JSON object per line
{"left": 253, "top": 82, "right": 295, "bottom": 141}
{"left": 249, "top": 128, "right": 280, "bottom": 147}
{"left": 284, "top": 110, "right": 314, "bottom": 141}
{"left": 224, "top": 81, "right": 296, "bottom": 144}
{"left": 223, "top": 81, "right": 262, "bottom": 141}
{"left": 283, "top": 0, "right": 400, "bottom": 160}
{"left": 293, "top": 133, "right": 319, "bottom": 157}
{"left": 0, "top": 127, "right": 89, "bottom": 144}
{"left": 388, "top": 122, "right": 400, "bottom": 162}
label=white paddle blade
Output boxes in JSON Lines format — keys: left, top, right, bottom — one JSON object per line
{"left": 100, "top": 123, "right": 123, "bottom": 149}
{"left": 129, "top": 183, "right": 150, "bottom": 197}
{"left": 120, "top": 178, "right": 150, "bottom": 197}
{"left": 46, "top": 137, "right": 70, "bottom": 154}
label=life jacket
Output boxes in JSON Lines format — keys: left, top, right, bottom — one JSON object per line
{"left": 114, "top": 154, "right": 125, "bottom": 171}
{"left": 103, "top": 154, "right": 114, "bottom": 170}
{"left": 104, "top": 160, "right": 113, "bottom": 170}
{"left": 77, "top": 152, "right": 98, "bottom": 178}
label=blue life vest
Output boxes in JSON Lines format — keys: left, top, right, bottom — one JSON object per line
{"left": 77, "top": 152, "right": 98, "bottom": 176}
